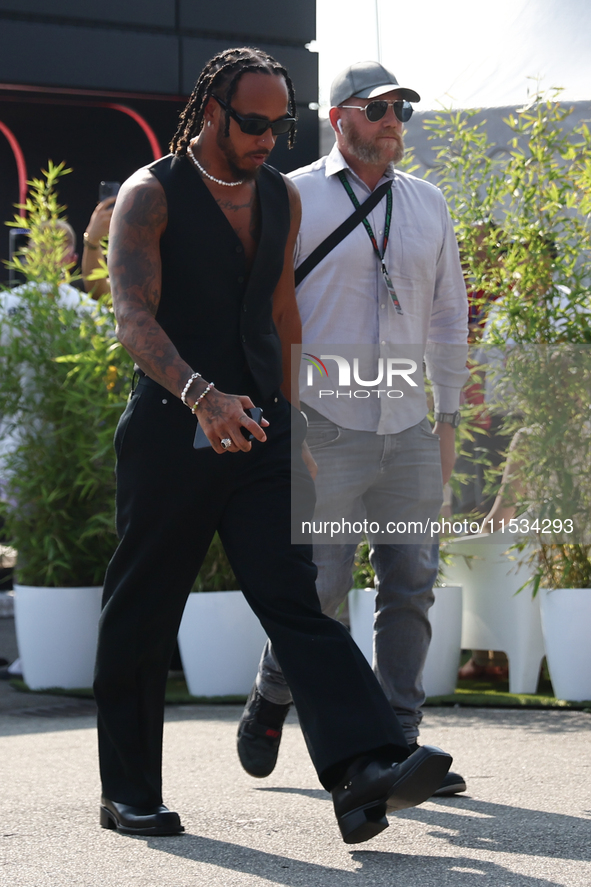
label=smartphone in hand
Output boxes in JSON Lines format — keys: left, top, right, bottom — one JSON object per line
{"left": 193, "top": 407, "right": 263, "bottom": 450}
{"left": 99, "top": 181, "right": 120, "bottom": 203}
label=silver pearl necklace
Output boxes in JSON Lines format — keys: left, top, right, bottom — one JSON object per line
{"left": 187, "top": 146, "right": 244, "bottom": 187}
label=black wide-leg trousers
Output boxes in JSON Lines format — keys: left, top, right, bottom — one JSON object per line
{"left": 94, "top": 378, "right": 409, "bottom": 809}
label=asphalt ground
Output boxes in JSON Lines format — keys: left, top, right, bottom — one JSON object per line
{"left": 1, "top": 616, "right": 590, "bottom": 887}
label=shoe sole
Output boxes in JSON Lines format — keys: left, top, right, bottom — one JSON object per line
{"left": 100, "top": 806, "right": 185, "bottom": 836}
{"left": 431, "top": 779, "right": 467, "bottom": 797}
{"left": 386, "top": 746, "right": 452, "bottom": 810}
{"left": 338, "top": 748, "right": 452, "bottom": 844}
{"left": 386, "top": 747, "right": 452, "bottom": 811}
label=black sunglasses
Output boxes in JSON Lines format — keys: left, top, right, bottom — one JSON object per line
{"left": 339, "top": 99, "right": 414, "bottom": 124}
{"left": 213, "top": 95, "right": 296, "bottom": 136}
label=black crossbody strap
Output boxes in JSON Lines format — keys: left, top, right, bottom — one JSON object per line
{"left": 294, "top": 178, "right": 393, "bottom": 287}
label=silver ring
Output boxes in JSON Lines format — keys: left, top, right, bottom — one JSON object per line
{"left": 220, "top": 438, "right": 232, "bottom": 450}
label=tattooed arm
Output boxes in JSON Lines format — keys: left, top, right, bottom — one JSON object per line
{"left": 109, "top": 171, "right": 191, "bottom": 393}
{"left": 109, "top": 170, "right": 266, "bottom": 453}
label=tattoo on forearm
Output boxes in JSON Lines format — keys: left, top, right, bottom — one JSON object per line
{"left": 110, "top": 181, "right": 196, "bottom": 396}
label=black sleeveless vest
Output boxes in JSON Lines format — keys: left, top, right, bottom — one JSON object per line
{"left": 148, "top": 153, "right": 290, "bottom": 400}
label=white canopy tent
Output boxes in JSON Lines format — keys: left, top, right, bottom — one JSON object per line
{"left": 317, "top": 0, "right": 591, "bottom": 163}
{"left": 315, "top": 0, "right": 591, "bottom": 113}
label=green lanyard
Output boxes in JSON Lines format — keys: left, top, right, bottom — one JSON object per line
{"left": 337, "top": 170, "right": 403, "bottom": 315}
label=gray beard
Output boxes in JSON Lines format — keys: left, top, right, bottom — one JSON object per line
{"left": 342, "top": 117, "right": 405, "bottom": 166}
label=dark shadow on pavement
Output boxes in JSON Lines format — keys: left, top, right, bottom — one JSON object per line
{"left": 231, "top": 787, "right": 591, "bottom": 864}
{"left": 130, "top": 834, "right": 569, "bottom": 886}
{"left": 394, "top": 795, "right": 591, "bottom": 862}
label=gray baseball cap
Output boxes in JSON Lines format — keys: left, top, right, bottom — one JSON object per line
{"left": 330, "top": 61, "right": 420, "bottom": 107}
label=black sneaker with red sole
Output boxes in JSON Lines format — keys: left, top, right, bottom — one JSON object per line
{"left": 237, "top": 684, "right": 292, "bottom": 778}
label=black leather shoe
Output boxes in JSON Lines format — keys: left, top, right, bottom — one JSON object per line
{"left": 331, "top": 745, "right": 452, "bottom": 844}
{"left": 408, "top": 742, "right": 467, "bottom": 796}
{"left": 100, "top": 797, "right": 184, "bottom": 835}
{"left": 237, "top": 684, "right": 292, "bottom": 777}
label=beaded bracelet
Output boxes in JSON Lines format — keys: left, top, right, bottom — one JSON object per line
{"left": 181, "top": 372, "right": 201, "bottom": 408}
{"left": 191, "top": 381, "right": 214, "bottom": 414}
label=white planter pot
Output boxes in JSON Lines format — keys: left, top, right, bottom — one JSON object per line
{"left": 14, "top": 584, "right": 103, "bottom": 690}
{"left": 422, "top": 586, "right": 463, "bottom": 696}
{"left": 178, "top": 591, "right": 268, "bottom": 697}
{"left": 444, "top": 534, "right": 545, "bottom": 694}
{"left": 539, "top": 588, "right": 591, "bottom": 701}
{"left": 348, "top": 585, "right": 463, "bottom": 698}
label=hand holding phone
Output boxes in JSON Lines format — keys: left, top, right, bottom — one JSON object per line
{"left": 193, "top": 407, "right": 264, "bottom": 450}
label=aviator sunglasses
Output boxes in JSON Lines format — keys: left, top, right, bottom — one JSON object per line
{"left": 339, "top": 99, "right": 414, "bottom": 123}
{"left": 213, "top": 95, "right": 297, "bottom": 136}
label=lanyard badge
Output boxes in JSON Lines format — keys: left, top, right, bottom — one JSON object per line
{"left": 337, "top": 170, "right": 403, "bottom": 315}
{"left": 380, "top": 263, "right": 403, "bottom": 315}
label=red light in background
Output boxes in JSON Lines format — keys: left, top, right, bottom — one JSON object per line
{"left": 0, "top": 119, "right": 28, "bottom": 215}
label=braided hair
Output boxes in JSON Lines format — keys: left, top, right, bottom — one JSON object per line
{"left": 170, "top": 47, "right": 297, "bottom": 155}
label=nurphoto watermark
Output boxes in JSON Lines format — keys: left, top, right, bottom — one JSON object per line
{"left": 290, "top": 343, "right": 591, "bottom": 546}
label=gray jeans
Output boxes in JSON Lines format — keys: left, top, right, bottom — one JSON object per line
{"left": 257, "top": 414, "right": 443, "bottom": 743}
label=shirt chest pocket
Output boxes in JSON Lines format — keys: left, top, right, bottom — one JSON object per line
{"left": 394, "top": 225, "right": 439, "bottom": 281}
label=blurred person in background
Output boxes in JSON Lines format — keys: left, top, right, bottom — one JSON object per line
{"left": 81, "top": 196, "right": 115, "bottom": 299}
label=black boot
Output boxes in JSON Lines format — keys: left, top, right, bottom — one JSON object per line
{"left": 331, "top": 745, "right": 452, "bottom": 844}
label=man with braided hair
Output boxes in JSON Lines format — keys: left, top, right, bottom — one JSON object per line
{"left": 93, "top": 47, "right": 452, "bottom": 844}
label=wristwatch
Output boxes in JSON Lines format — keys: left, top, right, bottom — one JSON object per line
{"left": 434, "top": 410, "right": 461, "bottom": 428}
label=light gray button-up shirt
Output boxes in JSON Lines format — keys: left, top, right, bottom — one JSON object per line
{"left": 289, "top": 145, "right": 469, "bottom": 434}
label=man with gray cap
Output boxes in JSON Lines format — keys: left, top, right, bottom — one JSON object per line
{"left": 238, "top": 61, "right": 469, "bottom": 796}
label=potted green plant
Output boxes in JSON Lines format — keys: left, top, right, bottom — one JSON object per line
{"left": 177, "top": 533, "right": 268, "bottom": 696}
{"left": 424, "top": 89, "right": 591, "bottom": 696}
{"left": 0, "top": 163, "right": 130, "bottom": 689}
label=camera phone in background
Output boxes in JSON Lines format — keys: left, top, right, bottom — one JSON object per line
{"left": 98, "top": 181, "right": 121, "bottom": 203}
{"left": 8, "top": 227, "right": 30, "bottom": 286}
